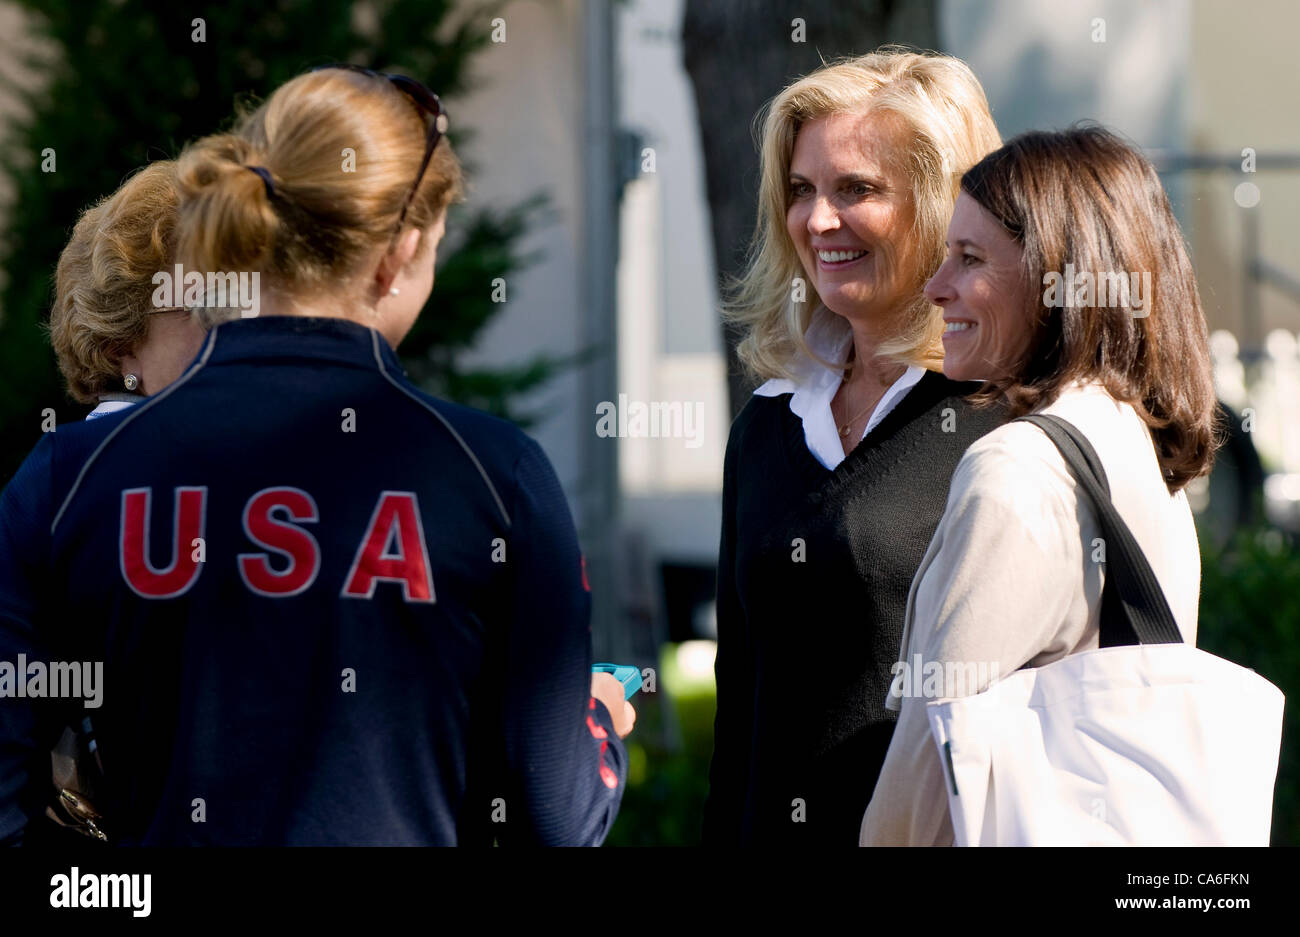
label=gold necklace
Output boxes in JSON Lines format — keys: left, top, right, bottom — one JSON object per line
{"left": 836, "top": 384, "right": 883, "bottom": 438}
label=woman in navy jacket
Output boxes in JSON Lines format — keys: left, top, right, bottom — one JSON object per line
{"left": 0, "top": 66, "right": 632, "bottom": 846}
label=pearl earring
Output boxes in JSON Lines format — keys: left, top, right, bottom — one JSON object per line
{"left": 389, "top": 287, "right": 400, "bottom": 296}
{"left": 124, "top": 374, "right": 140, "bottom": 391}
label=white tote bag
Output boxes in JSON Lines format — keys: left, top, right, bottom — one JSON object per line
{"left": 926, "top": 415, "right": 1285, "bottom": 846}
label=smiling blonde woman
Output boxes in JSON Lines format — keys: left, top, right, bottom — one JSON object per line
{"left": 703, "top": 48, "right": 1006, "bottom": 846}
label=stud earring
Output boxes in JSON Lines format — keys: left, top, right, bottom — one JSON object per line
{"left": 389, "top": 287, "right": 400, "bottom": 296}
{"left": 124, "top": 374, "right": 140, "bottom": 391}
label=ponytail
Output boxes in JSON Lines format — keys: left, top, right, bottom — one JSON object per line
{"left": 174, "top": 68, "right": 464, "bottom": 317}
{"left": 175, "top": 134, "right": 281, "bottom": 279}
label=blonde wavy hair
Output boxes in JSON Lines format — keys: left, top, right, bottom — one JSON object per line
{"left": 175, "top": 67, "right": 464, "bottom": 325}
{"left": 728, "top": 48, "right": 1001, "bottom": 382}
{"left": 50, "top": 161, "right": 181, "bottom": 404}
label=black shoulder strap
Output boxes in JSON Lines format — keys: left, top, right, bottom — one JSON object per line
{"left": 1015, "top": 414, "right": 1185, "bottom": 647}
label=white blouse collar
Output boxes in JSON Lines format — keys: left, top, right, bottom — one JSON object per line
{"left": 86, "top": 394, "right": 143, "bottom": 420}
{"left": 753, "top": 305, "right": 927, "bottom": 470}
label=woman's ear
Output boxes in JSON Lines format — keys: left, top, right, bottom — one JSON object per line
{"left": 119, "top": 351, "right": 144, "bottom": 392}
{"left": 373, "top": 227, "right": 424, "bottom": 296}
{"left": 428, "top": 211, "right": 447, "bottom": 257}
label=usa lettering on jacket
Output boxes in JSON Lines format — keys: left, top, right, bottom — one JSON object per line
{"left": 118, "top": 486, "right": 435, "bottom": 602}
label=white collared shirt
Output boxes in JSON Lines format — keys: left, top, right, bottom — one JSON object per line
{"left": 753, "top": 305, "right": 927, "bottom": 470}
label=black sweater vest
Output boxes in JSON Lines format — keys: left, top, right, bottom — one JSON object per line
{"left": 704, "top": 369, "right": 1007, "bottom": 846}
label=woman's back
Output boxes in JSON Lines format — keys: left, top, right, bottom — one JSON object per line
{"left": 1026, "top": 383, "right": 1199, "bottom": 647}
{"left": 14, "top": 315, "right": 604, "bottom": 845}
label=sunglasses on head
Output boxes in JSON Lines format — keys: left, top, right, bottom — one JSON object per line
{"left": 310, "top": 63, "right": 450, "bottom": 231}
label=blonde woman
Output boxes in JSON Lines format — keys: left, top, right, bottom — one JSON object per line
{"left": 50, "top": 161, "right": 206, "bottom": 417}
{"left": 704, "top": 49, "right": 1004, "bottom": 845}
{"left": 0, "top": 66, "right": 631, "bottom": 846}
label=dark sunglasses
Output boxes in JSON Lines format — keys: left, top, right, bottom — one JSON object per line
{"left": 310, "top": 64, "right": 450, "bottom": 230}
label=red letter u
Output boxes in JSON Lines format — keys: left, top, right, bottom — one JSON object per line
{"left": 119, "top": 487, "right": 207, "bottom": 598}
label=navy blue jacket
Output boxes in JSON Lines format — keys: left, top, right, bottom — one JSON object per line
{"left": 0, "top": 315, "right": 625, "bottom": 845}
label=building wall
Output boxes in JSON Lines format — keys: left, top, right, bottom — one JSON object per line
{"left": 450, "top": 0, "right": 596, "bottom": 515}
{"left": 1186, "top": 0, "right": 1300, "bottom": 344}
{"left": 616, "top": 0, "right": 727, "bottom": 570}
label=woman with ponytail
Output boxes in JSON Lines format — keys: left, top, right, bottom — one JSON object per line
{"left": 0, "top": 66, "right": 632, "bottom": 846}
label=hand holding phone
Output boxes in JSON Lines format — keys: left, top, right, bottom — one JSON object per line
{"left": 590, "top": 665, "right": 638, "bottom": 739}
{"left": 591, "top": 663, "right": 642, "bottom": 699}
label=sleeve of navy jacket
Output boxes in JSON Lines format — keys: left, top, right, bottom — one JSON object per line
{"left": 494, "top": 439, "right": 626, "bottom": 846}
{"left": 0, "top": 436, "right": 56, "bottom": 846}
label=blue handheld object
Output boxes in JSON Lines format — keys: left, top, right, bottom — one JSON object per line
{"left": 592, "top": 663, "right": 642, "bottom": 700}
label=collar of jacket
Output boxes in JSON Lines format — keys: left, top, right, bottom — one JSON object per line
{"left": 199, "top": 314, "right": 406, "bottom": 374}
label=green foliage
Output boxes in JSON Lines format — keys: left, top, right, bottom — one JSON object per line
{"left": 404, "top": 192, "right": 582, "bottom": 427}
{"left": 605, "top": 646, "right": 716, "bottom": 847}
{"left": 0, "top": 0, "right": 562, "bottom": 478}
{"left": 1197, "top": 524, "right": 1300, "bottom": 845}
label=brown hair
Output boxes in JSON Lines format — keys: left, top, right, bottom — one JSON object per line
{"left": 50, "top": 161, "right": 180, "bottom": 403}
{"left": 961, "top": 125, "right": 1217, "bottom": 492}
{"left": 175, "top": 68, "right": 464, "bottom": 321}
{"left": 727, "top": 48, "right": 1001, "bottom": 380}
